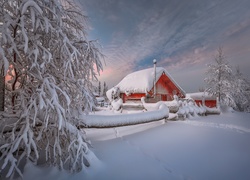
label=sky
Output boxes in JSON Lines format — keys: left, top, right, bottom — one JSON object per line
{"left": 77, "top": 0, "right": 250, "bottom": 93}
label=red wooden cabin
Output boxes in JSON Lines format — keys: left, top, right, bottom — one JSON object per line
{"left": 108, "top": 67, "right": 185, "bottom": 103}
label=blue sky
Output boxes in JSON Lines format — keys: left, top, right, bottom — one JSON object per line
{"left": 77, "top": 0, "right": 250, "bottom": 93}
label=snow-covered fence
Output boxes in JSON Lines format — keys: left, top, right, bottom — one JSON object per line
{"left": 141, "top": 95, "right": 220, "bottom": 121}
{"left": 141, "top": 97, "right": 163, "bottom": 111}
{"left": 141, "top": 96, "right": 179, "bottom": 113}
{"left": 176, "top": 99, "right": 220, "bottom": 119}
{"left": 163, "top": 96, "right": 179, "bottom": 113}
{"left": 79, "top": 104, "right": 169, "bottom": 128}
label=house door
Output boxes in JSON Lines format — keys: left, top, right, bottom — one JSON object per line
{"left": 161, "top": 94, "right": 167, "bottom": 101}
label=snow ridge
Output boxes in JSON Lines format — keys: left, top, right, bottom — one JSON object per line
{"left": 184, "top": 120, "right": 250, "bottom": 133}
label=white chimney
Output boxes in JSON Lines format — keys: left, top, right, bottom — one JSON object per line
{"left": 153, "top": 59, "right": 157, "bottom": 98}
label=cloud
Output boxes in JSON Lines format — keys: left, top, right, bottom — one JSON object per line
{"left": 79, "top": 0, "right": 250, "bottom": 91}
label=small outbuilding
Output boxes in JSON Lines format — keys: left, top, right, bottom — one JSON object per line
{"left": 107, "top": 67, "right": 185, "bottom": 103}
{"left": 186, "top": 92, "right": 217, "bottom": 108}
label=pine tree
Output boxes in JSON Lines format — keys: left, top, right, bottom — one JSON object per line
{"left": 205, "top": 47, "right": 233, "bottom": 106}
{"left": 103, "top": 81, "right": 108, "bottom": 98}
{"left": 98, "top": 81, "right": 101, "bottom": 96}
{"left": 0, "top": 0, "right": 103, "bottom": 178}
{"left": 232, "top": 66, "right": 250, "bottom": 112}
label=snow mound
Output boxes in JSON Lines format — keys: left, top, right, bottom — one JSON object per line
{"left": 205, "top": 106, "right": 221, "bottom": 114}
{"left": 220, "top": 105, "right": 235, "bottom": 113}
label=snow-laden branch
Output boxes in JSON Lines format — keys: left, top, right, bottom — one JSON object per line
{"left": 21, "top": 0, "right": 43, "bottom": 15}
{"left": 0, "top": 0, "right": 104, "bottom": 178}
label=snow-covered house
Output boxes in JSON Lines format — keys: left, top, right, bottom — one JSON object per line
{"left": 108, "top": 67, "right": 185, "bottom": 103}
{"left": 186, "top": 92, "right": 217, "bottom": 108}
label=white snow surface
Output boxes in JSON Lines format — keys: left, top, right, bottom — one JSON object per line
{"left": 109, "top": 67, "right": 185, "bottom": 94}
{"left": 14, "top": 111, "right": 250, "bottom": 180}
{"left": 186, "top": 92, "right": 216, "bottom": 100}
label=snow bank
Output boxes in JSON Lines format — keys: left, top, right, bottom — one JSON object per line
{"left": 19, "top": 111, "right": 250, "bottom": 180}
{"left": 79, "top": 104, "right": 169, "bottom": 128}
{"left": 205, "top": 106, "right": 221, "bottom": 114}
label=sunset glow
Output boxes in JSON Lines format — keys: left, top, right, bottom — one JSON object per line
{"left": 78, "top": 0, "right": 250, "bottom": 92}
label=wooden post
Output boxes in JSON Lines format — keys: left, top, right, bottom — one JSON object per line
{"left": 153, "top": 59, "right": 157, "bottom": 98}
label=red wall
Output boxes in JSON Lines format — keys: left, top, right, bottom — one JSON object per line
{"left": 153, "top": 72, "right": 185, "bottom": 100}
{"left": 195, "top": 100, "right": 217, "bottom": 108}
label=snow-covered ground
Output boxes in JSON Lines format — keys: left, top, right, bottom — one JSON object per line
{"left": 19, "top": 110, "right": 250, "bottom": 180}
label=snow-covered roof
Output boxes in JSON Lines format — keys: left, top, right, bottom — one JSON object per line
{"left": 186, "top": 92, "right": 216, "bottom": 100}
{"left": 115, "top": 67, "right": 185, "bottom": 95}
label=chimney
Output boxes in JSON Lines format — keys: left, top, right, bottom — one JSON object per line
{"left": 153, "top": 59, "right": 157, "bottom": 98}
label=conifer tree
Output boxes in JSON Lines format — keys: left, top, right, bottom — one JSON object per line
{"left": 205, "top": 48, "right": 250, "bottom": 111}
{"left": 205, "top": 47, "right": 233, "bottom": 106}
{"left": 231, "top": 66, "right": 250, "bottom": 112}
{"left": 103, "top": 81, "right": 108, "bottom": 98}
{"left": 98, "top": 81, "right": 101, "bottom": 96}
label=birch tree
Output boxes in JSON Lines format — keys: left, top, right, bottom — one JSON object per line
{"left": 0, "top": 0, "right": 103, "bottom": 178}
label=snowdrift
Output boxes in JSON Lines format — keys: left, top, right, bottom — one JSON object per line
{"left": 79, "top": 104, "right": 169, "bottom": 128}
{"left": 205, "top": 106, "right": 221, "bottom": 114}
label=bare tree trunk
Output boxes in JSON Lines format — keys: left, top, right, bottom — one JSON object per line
{"left": 0, "top": 71, "right": 5, "bottom": 111}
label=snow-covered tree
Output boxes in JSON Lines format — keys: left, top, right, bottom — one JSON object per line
{"left": 109, "top": 87, "right": 122, "bottom": 112}
{"left": 0, "top": 0, "right": 103, "bottom": 178}
{"left": 98, "top": 81, "right": 101, "bottom": 96}
{"left": 205, "top": 47, "right": 234, "bottom": 107}
{"left": 231, "top": 66, "right": 250, "bottom": 112}
{"left": 102, "top": 81, "right": 108, "bottom": 98}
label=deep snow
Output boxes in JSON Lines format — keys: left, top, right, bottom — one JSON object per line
{"left": 18, "top": 111, "right": 250, "bottom": 180}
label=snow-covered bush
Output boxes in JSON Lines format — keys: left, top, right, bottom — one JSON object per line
{"left": 111, "top": 98, "right": 123, "bottom": 113}
{"left": 0, "top": 0, "right": 103, "bottom": 178}
{"left": 111, "top": 87, "right": 120, "bottom": 100}
{"left": 109, "top": 87, "right": 123, "bottom": 112}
